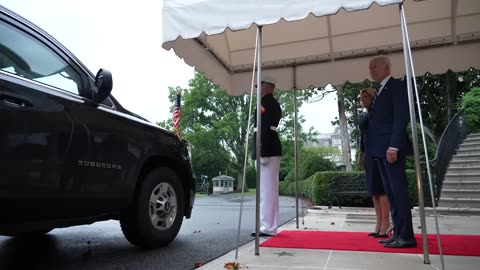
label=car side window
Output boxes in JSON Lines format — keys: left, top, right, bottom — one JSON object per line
{"left": 0, "top": 20, "right": 82, "bottom": 95}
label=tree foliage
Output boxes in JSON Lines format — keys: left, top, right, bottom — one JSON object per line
{"left": 461, "top": 87, "right": 480, "bottom": 131}
{"left": 418, "top": 68, "right": 480, "bottom": 138}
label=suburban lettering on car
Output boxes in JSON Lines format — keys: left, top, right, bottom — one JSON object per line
{"left": 77, "top": 160, "right": 122, "bottom": 170}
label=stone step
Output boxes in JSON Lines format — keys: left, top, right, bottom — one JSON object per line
{"left": 462, "top": 141, "right": 480, "bottom": 147}
{"left": 456, "top": 148, "right": 480, "bottom": 155}
{"left": 463, "top": 137, "right": 480, "bottom": 143}
{"left": 414, "top": 206, "right": 480, "bottom": 216}
{"left": 466, "top": 133, "right": 480, "bottom": 138}
{"left": 344, "top": 218, "right": 376, "bottom": 224}
{"left": 438, "top": 197, "right": 480, "bottom": 208}
{"left": 447, "top": 166, "right": 480, "bottom": 174}
{"left": 444, "top": 173, "right": 480, "bottom": 181}
{"left": 344, "top": 213, "right": 376, "bottom": 224}
{"left": 449, "top": 159, "right": 480, "bottom": 166}
{"left": 345, "top": 212, "right": 376, "bottom": 218}
{"left": 442, "top": 180, "right": 480, "bottom": 189}
{"left": 440, "top": 189, "right": 480, "bottom": 199}
{"left": 451, "top": 153, "right": 480, "bottom": 161}
{"left": 458, "top": 141, "right": 480, "bottom": 150}
{"left": 467, "top": 132, "right": 480, "bottom": 136}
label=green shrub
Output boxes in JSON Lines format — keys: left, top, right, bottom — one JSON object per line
{"left": 283, "top": 171, "right": 293, "bottom": 183}
{"left": 280, "top": 170, "right": 420, "bottom": 207}
{"left": 283, "top": 151, "right": 337, "bottom": 183}
{"left": 461, "top": 87, "right": 480, "bottom": 131}
{"left": 300, "top": 155, "right": 336, "bottom": 180}
{"left": 280, "top": 171, "right": 362, "bottom": 205}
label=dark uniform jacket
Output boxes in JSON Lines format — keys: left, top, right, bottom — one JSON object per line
{"left": 252, "top": 93, "right": 282, "bottom": 160}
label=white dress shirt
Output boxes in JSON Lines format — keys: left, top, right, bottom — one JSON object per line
{"left": 377, "top": 75, "right": 391, "bottom": 96}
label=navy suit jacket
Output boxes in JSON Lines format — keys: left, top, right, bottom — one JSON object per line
{"left": 365, "top": 77, "right": 413, "bottom": 158}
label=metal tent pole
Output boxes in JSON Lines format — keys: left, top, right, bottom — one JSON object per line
{"left": 399, "top": 3, "right": 429, "bottom": 263}
{"left": 234, "top": 27, "right": 259, "bottom": 262}
{"left": 400, "top": 4, "right": 445, "bottom": 269}
{"left": 293, "top": 66, "right": 305, "bottom": 226}
{"left": 294, "top": 67, "right": 300, "bottom": 229}
{"left": 254, "top": 25, "right": 263, "bottom": 255}
{"left": 294, "top": 91, "right": 300, "bottom": 228}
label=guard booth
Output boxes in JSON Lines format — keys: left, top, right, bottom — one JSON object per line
{"left": 212, "top": 175, "right": 234, "bottom": 194}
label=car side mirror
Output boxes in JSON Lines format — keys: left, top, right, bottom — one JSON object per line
{"left": 93, "top": 68, "right": 113, "bottom": 103}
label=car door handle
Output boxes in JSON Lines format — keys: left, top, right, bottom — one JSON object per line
{"left": 0, "top": 94, "right": 32, "bottom": 108}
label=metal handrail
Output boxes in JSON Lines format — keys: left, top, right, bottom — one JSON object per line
{"left": 431, "top": 111, "right": 469, "bottom": 201}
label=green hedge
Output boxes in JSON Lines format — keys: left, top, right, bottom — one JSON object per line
{"left": 280, "top": 170, "right": 421, "bottom": 207}
{"left": 461, "top": 87, "right": 480, "bottom": 131}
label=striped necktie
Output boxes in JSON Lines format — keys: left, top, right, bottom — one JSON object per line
{"left": 371, "top": 83, "right": 381, "bottom": 109}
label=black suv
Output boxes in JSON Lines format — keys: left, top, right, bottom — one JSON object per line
{"left": 0, "top": 5, "right": 195, "bottom": 248}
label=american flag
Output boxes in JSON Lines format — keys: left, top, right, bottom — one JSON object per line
{"left": 173, "top": 92, "right": 181, "bottom": 139}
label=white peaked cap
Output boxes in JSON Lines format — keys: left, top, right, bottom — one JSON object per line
{"left": 261, "top": 74, "right": 276, "bottom": 86}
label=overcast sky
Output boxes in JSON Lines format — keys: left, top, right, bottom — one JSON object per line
{"left": 3, "top": 0, "right": 338, "bottom": 133}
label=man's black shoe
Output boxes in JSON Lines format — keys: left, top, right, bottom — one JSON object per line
{"left": 250, "top": 232, "right": 273, "bottom": 237}
{"left": 383, "top": 238, "right": 417, "bottom": 248}
{"left": 378, "top": 235, "right": 397, "bottom": 244}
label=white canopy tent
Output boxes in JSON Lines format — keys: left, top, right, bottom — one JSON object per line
{"left": 162, "top": 0, "right": 480, "bottom": 267}
{"left": 163, "top": 0, "right": 480, "bottom": 95}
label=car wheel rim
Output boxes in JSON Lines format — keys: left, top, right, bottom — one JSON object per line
{"left": 149, "top": 182, "right": 178, "bottom": 231}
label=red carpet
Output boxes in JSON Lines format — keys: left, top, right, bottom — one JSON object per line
{"left": 260, "top": 230, "right": 480, "bottom": 256}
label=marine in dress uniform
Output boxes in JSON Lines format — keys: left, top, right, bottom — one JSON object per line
{"left": 251, "top": 76, "right": 282, "bottom": 237}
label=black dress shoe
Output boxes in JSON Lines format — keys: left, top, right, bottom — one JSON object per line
{"left": 373, "top": 233, "right": 389, "bottom": 238}
{"left": 379, "top": 235, "right": 397, "bottom": 244}
{"left": 383, "top": 238, "right": 417, "bottom": 248}
{"left": 250, "top": 232, "right": 273, "bottom": 237}
{"left": 368, "top": 231, "right": 379, "bottom": 236}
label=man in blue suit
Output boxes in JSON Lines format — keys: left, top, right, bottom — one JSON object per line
{"left": 366, "top": 56, "right": 416, "bottom": 248}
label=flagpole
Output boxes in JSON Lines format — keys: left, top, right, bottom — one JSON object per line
{"left": 254, "top": 25, "right": 263, "bottom": 256}
{"left": 173, "top": 91, "right": 182, "bottom": 140}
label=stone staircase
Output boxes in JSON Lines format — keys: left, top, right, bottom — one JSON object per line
{"left": 438, "top": 132, "right": 480, "bottom": 210}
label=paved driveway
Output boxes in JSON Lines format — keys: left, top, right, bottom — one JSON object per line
{"left": 0, "top": 193, "right": 310, "bottom": 270}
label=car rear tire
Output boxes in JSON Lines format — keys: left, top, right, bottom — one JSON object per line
{"left": 120, "top": 167, "right": 185, "bottom": 249}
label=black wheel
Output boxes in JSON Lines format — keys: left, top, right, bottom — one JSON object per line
{"left": 120, "top": 167, "right": 185, "bottom": 249}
